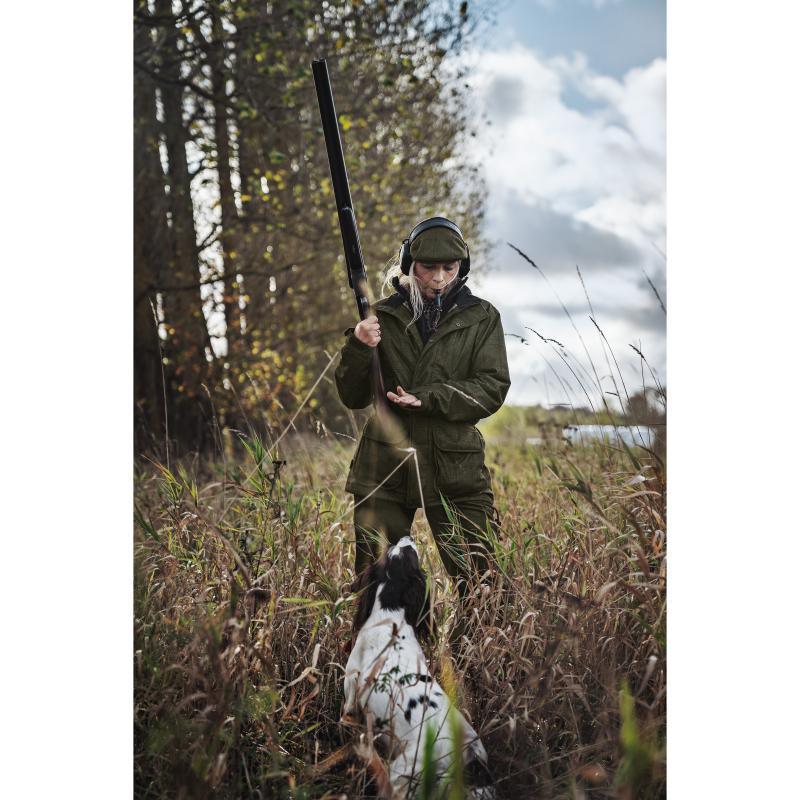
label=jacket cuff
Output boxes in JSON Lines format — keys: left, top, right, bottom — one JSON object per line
{"left": 407, "top": 386, "right": 431, "bottom": 410}
{"left": 342, "top": 328, "right": 374, "bottom": 361}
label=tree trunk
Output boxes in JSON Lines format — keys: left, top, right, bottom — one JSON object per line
{"left": 232, "top": 3, "right": 267, "bottom": 348}
{"left": 155, "top": 0, "right": 213, "bottom": 444}
{"left": 133, "top": 5, "right": 167, "bottom": 445}
{"left": 210, "top": 6, "right": 242, "bottom": 359}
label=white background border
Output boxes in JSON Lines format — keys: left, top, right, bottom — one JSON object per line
{"left": 2, "top": 1, "right": 799, "bottom": 796}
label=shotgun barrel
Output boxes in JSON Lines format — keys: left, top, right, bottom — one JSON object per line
{"left": 311, "top": 58, "right": 390, "bottom": 415}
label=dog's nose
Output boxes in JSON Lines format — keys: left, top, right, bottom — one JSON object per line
{"left": 390, "top": 536, "right": 417, "bottom": 556}
{"left": 389, "top": 537, "right": 415, "bottom": 558}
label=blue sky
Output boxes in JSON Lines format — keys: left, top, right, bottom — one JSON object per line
{"left": 456, "top": 0, "right": 666, "bottom": 409}
{"left": 490, "top": 0, "right": 665, "bottom": 81}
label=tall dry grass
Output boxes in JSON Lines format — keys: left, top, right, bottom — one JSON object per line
{"left": 134, "top": 427, "right": 665, "bottom": 798}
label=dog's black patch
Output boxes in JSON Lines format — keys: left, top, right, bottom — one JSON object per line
{"left": 404, "top": 697, "right": 418, "bottom": 723}
{"left": 351, "top": 559, "right": 385, "bottom": 638}
{"left": 351, "top": 543, "right": 432, "bottom": 640}
{"left": 417, "top": 693, "right": 439, "bottom": 710}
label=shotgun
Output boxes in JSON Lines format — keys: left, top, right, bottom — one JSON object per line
{"left": 311, "top": 58, "right": 391, "bottom": 418}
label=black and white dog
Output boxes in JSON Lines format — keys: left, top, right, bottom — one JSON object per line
{"left": 343, "top": 536, "right": 495, "bottom": 798}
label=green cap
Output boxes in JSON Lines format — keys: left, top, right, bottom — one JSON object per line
{"left": 410, "top": 226, "right": 469, "bottom": 263}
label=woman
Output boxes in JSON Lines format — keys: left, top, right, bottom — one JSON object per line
{"left": 335, "top": 217, "right": 511, "bottom": 606}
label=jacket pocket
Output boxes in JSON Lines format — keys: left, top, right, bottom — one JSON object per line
{"left": 349, "top": 416, "right": 409, "bottom": 493}
{"left": 432, "top": 424, "right": 489, "bottom": 498}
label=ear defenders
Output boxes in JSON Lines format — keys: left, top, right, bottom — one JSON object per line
{"left": 399, "top": 216, "right": 471, "bottom": 277}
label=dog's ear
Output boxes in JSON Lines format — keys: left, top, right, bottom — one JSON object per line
{"left": 352, "top": 559, "right": 384, "bottom": 637}
{"left": 403, "top": 568, "right": 433, "bottom": 641}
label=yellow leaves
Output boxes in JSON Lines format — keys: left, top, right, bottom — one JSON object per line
{"left": 240, "top": 194, "right": 252, "bottom": 202}
{"left": 338, "top": 114, "right": 352, "bottom": 131}
{"left": 265, "top": 170, "right": 286, "bottom": 191}
{"left": 255, "top": 52, "right": 266, "bottom": 63}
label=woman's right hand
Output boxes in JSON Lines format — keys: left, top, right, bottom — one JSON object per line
{"left": 354, "top": 315, "right": 381, "bottom": 347}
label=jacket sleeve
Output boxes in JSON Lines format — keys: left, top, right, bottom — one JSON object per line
{"left": 408, "top": 309, "right": 511, "bottom": 423}
{"left": 334, "top": 327, "right": 375, "bottom": 409}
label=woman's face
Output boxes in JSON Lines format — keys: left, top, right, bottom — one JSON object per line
{"left": 412, "top": 260, "right": 460, "bottom": 300}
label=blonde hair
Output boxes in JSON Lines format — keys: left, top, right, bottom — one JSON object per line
{"left": 381, "top": 254, "right": 424, "bottom": 329}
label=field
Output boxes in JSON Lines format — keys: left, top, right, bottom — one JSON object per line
{"left": 134, "top": 419, "right": 666, "bottom": 799}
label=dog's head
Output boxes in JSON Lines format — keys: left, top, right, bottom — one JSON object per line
{"left": 351, "top": 537, "right": 432, "bottom": 641}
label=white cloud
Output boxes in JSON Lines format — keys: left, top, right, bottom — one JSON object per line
{"left": 453, "top": 43, "right": 665, "bottom": 407}
{"left": 463, "top": 46, "right": 665, "bottom": 241}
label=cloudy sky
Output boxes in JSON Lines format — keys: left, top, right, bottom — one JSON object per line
{"left": 456, "top": 0, "right": 666, "bottom": 410}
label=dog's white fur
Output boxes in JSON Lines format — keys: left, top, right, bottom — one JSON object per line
{"left": 343, "top": 537, "right": 494, "bottom": 797}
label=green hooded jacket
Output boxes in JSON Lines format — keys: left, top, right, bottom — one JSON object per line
{"left": 334, "top": 284, "right": 511, "bottom": 507}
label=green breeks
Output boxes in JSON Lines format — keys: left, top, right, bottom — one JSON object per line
{"left": 353, "top": 494, "right": 498, "bottom": 602}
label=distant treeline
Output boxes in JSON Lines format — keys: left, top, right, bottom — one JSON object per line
{"left": 134, "top": 0, "right": 489, "bottom": 453}
{"left": 480, "top": 389, "right": 667, "bottom": 439}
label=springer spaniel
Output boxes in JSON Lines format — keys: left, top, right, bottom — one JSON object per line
{"left": 343, "top": 536, "right": 495, "bottom": 798}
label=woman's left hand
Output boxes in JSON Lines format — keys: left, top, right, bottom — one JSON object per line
{"left": 387, "top": 385, "right": 421, "bottom": 407}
